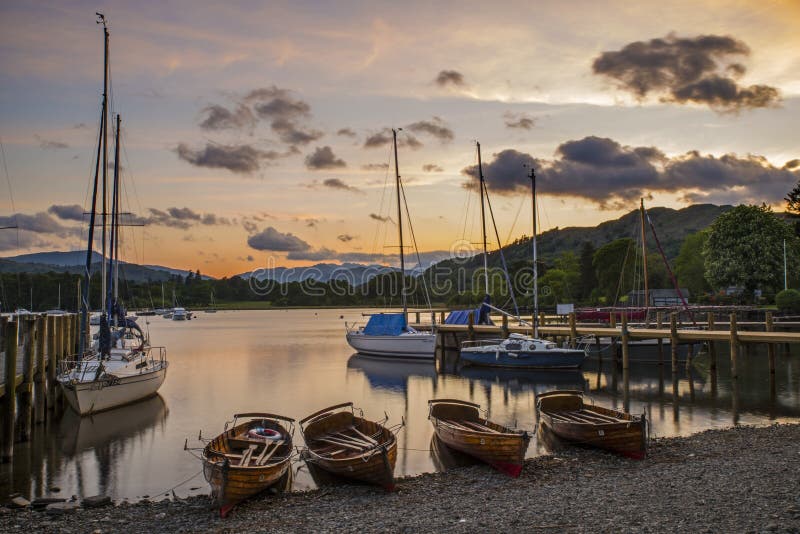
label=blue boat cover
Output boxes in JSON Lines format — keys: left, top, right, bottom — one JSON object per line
{"left": 363, "top": 313, "right": 407, "bottom": 336}
{"left": 444, "top": 303, "right": 493, "bottom": 325}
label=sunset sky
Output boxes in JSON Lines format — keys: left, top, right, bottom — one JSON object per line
{"left": 1, "top": 0, "right": 799, "bottom": 277}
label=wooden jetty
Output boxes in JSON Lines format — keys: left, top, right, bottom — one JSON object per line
{"left": 0, "top": 313, "right": 79, "bottom": 462}
{"left": 413, "top": 310, "right": 799, "bottom": 381}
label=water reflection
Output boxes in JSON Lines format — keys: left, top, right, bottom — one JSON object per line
{"left": 2, "top": 310, "right": 798, "bottom": 500}
{"left": 429, "top": 435, "right": 479, "bottom": 471}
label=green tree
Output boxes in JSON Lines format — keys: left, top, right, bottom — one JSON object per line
{"left": 577, "top": 241, "right": 597, "bottom": 303}
{"left": 593, "top": 238, "right": 635, "bottom": 303}
{"left": 675, "top": 230, "right": 711, "bottom": 297}
{"left": 704, "top": 205, "right": 799, "bottom": 297}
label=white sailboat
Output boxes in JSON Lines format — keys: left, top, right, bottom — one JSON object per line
{"left": 58, "top": 14, "right": 168, "bottom": 416}
{"left": 345, "top": 129, "right": 435, "bottom": 360}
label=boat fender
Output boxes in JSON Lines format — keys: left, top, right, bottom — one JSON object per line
{"left": 247, "top": 427, "right": 282, "bottom": 441}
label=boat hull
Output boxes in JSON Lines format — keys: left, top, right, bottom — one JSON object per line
{"left": 60, "top": 364, "right": 168, "bottom": 416}
{"left": 459, "top": 348, "right": 585, "bottom": 369}
{"left": 202, "top": 417, "right": 293, "bottom": 516}
{"left": 429, "top": 399, "right": 529, "bottom": 477}
{"left": 536, "top": 391, "right": 647, "bottom": 459}
{"left": 346, "top": 332, "right": 435, "bottom": 360}
{"left": 301, "top": 406, "right": 397, "bottom": 490}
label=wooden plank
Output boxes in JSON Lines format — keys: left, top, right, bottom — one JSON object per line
{"left": 461, "top": 420, "right": 501, "bottom": 434}
{"left": 576, "top": 410, "right": 622, "bottom": 423}
{"left": 349, "top": 426, "right": 379, "bottom": 446}
{"left": 441, "top": 419, "right": 475, "bottom": 432}
{"left": 316, "top": 437, "right": 367, "bottom": 451}
{"left": 257, "top": 440, "right": 285, "bottom": 465}
{"left": 333, "top": 432, "right": 373, "bottom": 448}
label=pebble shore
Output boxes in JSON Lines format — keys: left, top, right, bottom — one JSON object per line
{"left": 2, "top": 423, "right": 799, "bottom": 533}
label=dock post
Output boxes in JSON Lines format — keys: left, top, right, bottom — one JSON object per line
{"left": 766, "top": 311, "right": 775, "bottom": 376}
{"left": 467, "top": 311, "right": 475, "bottom": 342}
{"left": 670, "top": 312, "right": 678, "bottom": 375}
{"left": 434, "top": 330, "right": 443, "bottom": 371}
{"left": 609, "top": 312, "right": 617, "bottom": 329}
{"left": 621, "top": 311, "right": 630, "bottom": 371}
{"left": 2, "top": 318, "right": 18, "bottom": 462}
{"left": 729, "top": 312, "right": 739, "bottom": 380}
{"left": 34, "top": 315, "right": 46, "bottom": 425}
{"left": 707, "top": 312, "right": 717, "bottom": 372}
{"left": 568, "top": 312, "right": 577, "bottom": 348}
{"left": 440, "top": 311, "right": 445, "bottom": 324}
{"left": 595, "top": 335, "right": 602, "bottom": 362}
{"left": 685, "top": 336, "right": 694, "bottom": 372}
{"left": 501, "top": 314, "right": 509, "bottom": 338}
{"left": 656, "top": 311, "right": 664, "bottom": 365}
{"left": 17, "top": 317, "right": 35, "bottom": 442}
{"left": 415, "top": 311, "right": 420, "bottom": 324}
{"left": 46, "top": 315, "right": 56, "bottom": 411}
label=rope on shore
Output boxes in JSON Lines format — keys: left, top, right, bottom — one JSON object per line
{"left": 150, "top": 469, "right": 204, "bottom": 499}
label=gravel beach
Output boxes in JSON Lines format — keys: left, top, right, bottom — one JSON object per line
{"left": 2, "top": 423, "right": 799, "bottom": 533}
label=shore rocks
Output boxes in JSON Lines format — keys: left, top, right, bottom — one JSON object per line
{"left": 2, "top": 424, "right": 799, "bottom": 533}
{"left": 83, "top": 495, "right": 112, "bottom": 509}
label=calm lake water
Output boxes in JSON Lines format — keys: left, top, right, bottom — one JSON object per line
{"left": 2, "top": 309, "right": 799, "bottom": 501}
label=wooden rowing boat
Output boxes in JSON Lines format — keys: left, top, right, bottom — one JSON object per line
{"left": 202, "top": 413, "right": 294, "bottom": 517}
{"left": 428, "top": 399, "right": 530, "bottom": 477}
{"left": 536, "top": 390, "right": 647, "bottom": 459}
{"left": 299, "top": 402, "right": 398, "bottom": 491}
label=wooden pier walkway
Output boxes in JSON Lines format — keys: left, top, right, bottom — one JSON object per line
{"left": 0, "top": 314, "right": 79, "bottom": 462}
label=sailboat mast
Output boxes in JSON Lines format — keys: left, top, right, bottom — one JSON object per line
{"left": 477, "top": 142, "right": 489, "bottom": 297}
{"left": 392, "top": 128, "right": 407, "bottom": 319}
{"left": 784, "top": 239, "right": 788, "bottom": 291}
{"left": 529, "top": 166, "right": 539, "bottom": 338}
{"left": 100, "top": 15, "right": 109, "bottom": 314}
{"left": 640, "top": 198, "right": 649, "bottom": 312}
{"left": 108, "top": 113, "right": 121, "bottom": 325}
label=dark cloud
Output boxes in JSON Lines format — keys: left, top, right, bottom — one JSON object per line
{"left": 422, "top": 164, "right": 444, "bottom": 172}
{"left": 337, "top": 234, "right": 355, "bottom": 242}
{"left": 406, "top": 117, "right": 454, "bottom": 143}
{"left": 0, "top": 212, "right": 75, "bottom": 236}
{"left": 287, "top": 247, "right": 338, "bottom": 261}
{"left": 461, "top": 136, "right": 799, "bottom": 209}
{"left": 242, "top": 219, "right": 259, "bottom": 234}
{"left": 435, "top": 70, "right": 465, "bottom": 87}
{"left": 303, "top": 218, "right": 320, "bottom": 228}
{"left": 48, "top": 204, "right": 85, "bottom": 221}
{"left": 271, "top": 118, "right": 323, "bottom": 145}
{"left": 35, "top": 134, "right": 68, "bottom": 150}
{"left": 322, "top": 178, "right": 360, "bottom": 193}
{"left": 247, "top": 226, "right": 311, "bottom": 252}
{"left": 362, "top": 163, "right": 390, "bottom": 171}
{"left": 176, "top": 143, "right": 270, "bottom": 174}
{"left": 246, "top": 255, "right": 255, "bottom": 262}
{"left": 199, "top": 104, "right": 256, "bottom": 131}
{"left": 784, "top": 159, "right": 800, "bottom": 171}
{"left": 364, "top": 129, "right": 422, "bottom": 150}
{"left": 337, "top": 128, "right": 357, "bottom": 137}
{"left": 369, "top": 213, "right": 392, "bottom": 223}
{"left": 592, "top": 33, "right": 780, "bottom": 112}
{"left": 305, "top": 146, "right": 346, "bottom": 170}
{"left": 504, "top": 112, "right": 535, "bottom": 130}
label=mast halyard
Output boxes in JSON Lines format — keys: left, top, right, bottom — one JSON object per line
{"left": 392, "top": 128, "right": 407, "bottom": 321}
{"left": 529, "top": 166, "right": 539, "bottom": 338}
{"left": 107, "top": 114, "right": 121, "bottom": 326}
{"left": 640, "top": 198, "right": 649, "bottom": 316}
{"left": 477, "top": 142, "right": 489, "bottom": 298}
{"left": 100, "top": 13, "right": 109, "bottom": 314}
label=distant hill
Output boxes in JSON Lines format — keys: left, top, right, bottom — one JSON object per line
{"left": 0, "top": 251, "right": 213, "bottom": 282}
{"left": 424, "top": 204, "right": 733, "bottom": 277}
{"left": 238, "top": 262, "right": 397, "bottom": 284}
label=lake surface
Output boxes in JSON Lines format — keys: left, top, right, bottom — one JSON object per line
{"left": 2, "top": 309, "right": 799, "bottom": 501}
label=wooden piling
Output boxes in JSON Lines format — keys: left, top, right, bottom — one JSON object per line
{"left": 538, "top": 312, "right": 546, "bottom": 330}
{"left": 595, "top": 335, "right": 602, "bottom": 362}
{"left": 656, "top": 311, "right": 664, "bottom": 365}
{"left": 415, "top": 311, "right": 420, "bottom": 324}
{"left": 467, "top": 311, "right": 475, "bottom": 342}
{"left": 685, "top": 337, "right": 694, "bottom": 372}
{"left": 670, "top": 313, "right": 679, "bottom": 374}
{"left": 501, "top": 314, "right": 509, "bottom": 338}
{"left": 730, "top": 312, "right": 739, "bottom": 380}
{"left": 707, "top": 312, "right": 717, "bottom": 373}
{"left": 621, "top": 311, "right": 630, "bottom": 370}
{"left": 766, "top": 311, "right": 775, "bottom": 377}
{"left": 610, "top": 312, "right": 617, "bottom": 329}
{"left": 439, "top": 311, "right": 445, "bottom": 324}
{"left": 46, "top": 315, "right": 56, "bottom": 411}
{"left": 17, "top": 317, "right": 35, "bottom": 442}
{"left": 568, "top": 312, "right": 577, "bottom": 348}
{"left": 2, "top": 318, "right": 18, "bottom": 462}
{"left": 34, "top": 315, "right": 46, "bottom": 424}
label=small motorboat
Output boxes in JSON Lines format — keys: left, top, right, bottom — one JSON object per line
{"left": 300, "top": 402, "right": 398, "bottom": 490}
{"left": 460, "top": 333, "right": 586, "bottom": 369}
{"left": 428, "top": 398, "right": 530, "bottom": 477}
{"left": 201, "top": 413, "right": 295, "bottom": 517}
{"left": 536, "top": 390, "right": 647, "bottom": 459}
